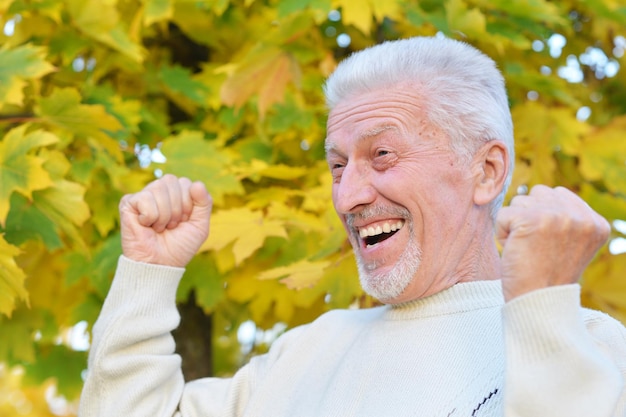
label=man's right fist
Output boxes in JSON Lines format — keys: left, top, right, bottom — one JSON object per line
{"left": 118, "top": 174, "right": 213, "bottom": 268}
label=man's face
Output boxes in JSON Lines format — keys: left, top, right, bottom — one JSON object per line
{"left": 325, "top": 86, "right": 480, "bottom": 303}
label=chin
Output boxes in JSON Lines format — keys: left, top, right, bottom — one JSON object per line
{"left": 357, "top": 262, "right": 416, "bottom": 303}
{"left": 356, "top": 236, "right": 423, "bottom": 303}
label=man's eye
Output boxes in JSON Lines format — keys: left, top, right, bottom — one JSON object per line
{"left": 376, "top": 150, "right": 390, "bottom": 157}
{"left": 330, "top": 163, "right": 345, "bottom": 182}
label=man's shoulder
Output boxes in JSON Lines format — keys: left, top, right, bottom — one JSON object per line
{"left": 275, "top": 306, "right": 386, "bottom": 345}
{"left": 312, "top": 305, "right": 388, "bottom": 326}
{"left": 263, "top": 306, "right": 387, "bottom": 360}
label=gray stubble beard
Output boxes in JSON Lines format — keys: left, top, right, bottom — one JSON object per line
{"left": 346, "top": 206, "right": 422, "bottom": 302}
{"left": 356, "top": 235, "right": 422, "bottom": 302}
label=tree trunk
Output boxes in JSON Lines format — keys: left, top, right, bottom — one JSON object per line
{"left": 173, "top": 291, "right": 213, "bottom": 380}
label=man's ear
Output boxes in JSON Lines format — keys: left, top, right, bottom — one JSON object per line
{"left": 473, "top": 141, "right": 509, "bottom": 206}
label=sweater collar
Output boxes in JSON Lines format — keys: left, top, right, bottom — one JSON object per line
{"left": 383, "top": 280, "right": 504, "bottom": 320}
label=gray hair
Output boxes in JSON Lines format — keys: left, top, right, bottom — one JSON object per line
{"left": 324, "top": 36, "right": 515, "bottom": 218}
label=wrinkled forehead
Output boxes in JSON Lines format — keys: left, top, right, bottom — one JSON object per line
{"left": 325, "top": 85, "right": 425, "bottom": 138}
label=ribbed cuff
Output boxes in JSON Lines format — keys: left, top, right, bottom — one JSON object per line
{"left": 502, "top": 284, "right": 584, "bottom": 362}
{"left": 102, "top": 255, "right": 186, "bottom": 318}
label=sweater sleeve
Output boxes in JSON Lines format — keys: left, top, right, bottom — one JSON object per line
{"left": 78, "top": 255, "right": 251, "bottom": 417}
{"left": 502, "top": 284, "right": 626, "bottom": 417}
{"left": 79, "top": 255, "right": 316, "bottom": 417}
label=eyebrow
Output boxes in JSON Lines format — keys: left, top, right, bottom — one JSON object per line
{"left": 325, "top": 124, "right": 398, "bottom": 154}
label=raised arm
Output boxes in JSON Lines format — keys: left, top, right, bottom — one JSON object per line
{"left": 79, "top": 175, "right": 212, "bottom": 416}
{"left": 496, "top": 185, "right": 625, "bottom": 416}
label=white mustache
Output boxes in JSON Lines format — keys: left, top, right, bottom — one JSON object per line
{"left": 346, "top": 205, "right": 411, "bottom": 229}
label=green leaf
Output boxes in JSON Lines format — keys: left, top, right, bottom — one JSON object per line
{"left": 31, "top": 179, "right": 91, "bottom": 251}
{"left": 484, "top": 0, "right": 567, "bottom": 26}
{"left": 0, "top": 125, "right": 57, "bottom": 225}
{"left": 22, "top": 345, "right": 87, "bottom": 399}
{"left": 267, "top": 97, "right": 315, "bottom": 133}
{"left": 88, "top": 234, "right": 122, "bottom": 298}
{"left": 48, "top": 27, "right": 93, "bottom": 64}
{"left": 84, "top": 85, "right": 144, "bottom": 142}
{"left": 0, "top": 308, "right": 39, "bottom": 362}
{"left": 160, "top": 64, "right": 211, "bottom": 105}
{"left": 159, "top": 130, "right": 244, "bottom": 205}
{"left": 0, "top": 44, "right": 55, "bottom": 106}
{"left": 277, "top": 0, "right": 321, "bottom": 17}
{"left": 5, "top": 193, "right": 63, "bottom": 250}
{"left": 406, "top": 3, "right": 448, "bottom": 33}
{"left": 64, "top": 250, "right": 91, "bottom": 287}
{"left": 37, "top": 88, "right": 123, "bottom": 140}
{"left": 177, "top": 255, "right": 225, "bottom": 313}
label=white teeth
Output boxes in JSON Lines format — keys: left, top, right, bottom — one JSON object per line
{"left": 358, "top": 221, "right": 404, "bottom": 238}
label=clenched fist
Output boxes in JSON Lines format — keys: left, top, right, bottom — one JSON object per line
{"left": 119, "top": 174, "right": 213, "bottom": 268}
{"left": 496, "top": 185, "right": 610, "bottom": 301}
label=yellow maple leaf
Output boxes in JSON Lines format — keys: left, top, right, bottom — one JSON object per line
{"left": 512, "top": 102, "right": 589, "bottom": 187}
{"left": 334, "top": 0, "right": 373, "bottom": 33}
{"left": 235, "top": 159, "right": 308, "bottom": 182}
{"left": 21, "top": 244, "right": 90, "bottom": 326}
{"left": 226, "top": 262, "right": 297, "bottom": 324}
{"left": 200, "top": 207, "right": 288, "bottom": 264}
{"left": 0, "top": 235, "right": 28, "bottom": 318}
{"left": 4, "top": 77, "right": 26, "bottom": 107}
{"left": 579, "top": 116, "right": 626, "bottom": 194}
{"left": 579, "top": 183, "right": 626, "bottom": 221}
{"left": 311, "top": 251, "right": 362, "bottom": 309}
{"left": 258, "top": 259, "right": 331, "bottom": 290}
{"left": 266, "top": 201, "right": 328, "bottom": 233}
{"left": 582, "top": 250, "right": 626, "bottom": 325}
{"left": 66, "top": 0, "right": 144, "bottom": 61}
{"left": 371, "top": 0, "right": 402, "bottom": 24}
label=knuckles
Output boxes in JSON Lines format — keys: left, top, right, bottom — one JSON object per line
{"left": 503, "top": 185, "right": 610, "bottom": 246}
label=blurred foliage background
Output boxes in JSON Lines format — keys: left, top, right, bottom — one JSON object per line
{"left": 0, "top": 0, "right": 625, "bottom": 415}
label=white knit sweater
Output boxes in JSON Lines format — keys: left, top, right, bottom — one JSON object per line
{"left": 79, "top": 256, "right": 626, "bottom": 416}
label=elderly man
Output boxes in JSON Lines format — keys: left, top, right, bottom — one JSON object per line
{"left": 79, "top": 36, "right": 626, "bottom": 417}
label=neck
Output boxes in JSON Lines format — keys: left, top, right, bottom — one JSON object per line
{"left": 458, "top": 240, "right": 501, "bottom": 283}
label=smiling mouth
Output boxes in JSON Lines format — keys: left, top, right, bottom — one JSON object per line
{"left": 358, "top": 220, "right": 405, "bottom": 248}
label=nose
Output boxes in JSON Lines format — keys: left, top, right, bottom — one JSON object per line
{"left": 333, "top": 161, "right": 377, "bottom": 214}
